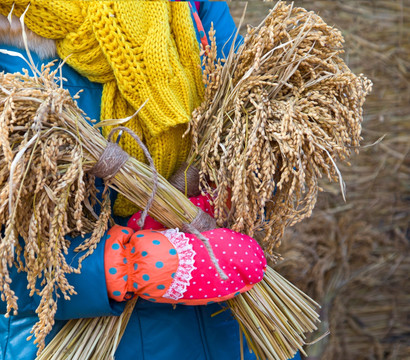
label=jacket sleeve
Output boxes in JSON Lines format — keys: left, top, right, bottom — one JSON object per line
{"left": 198, "top": 1, "right": 243, "bottom": 59}
{"left": 0, "top": 231, "right": 125, "bottom": 320}
{"left": 51, "top": 232, "right": 126, "bottom": 320}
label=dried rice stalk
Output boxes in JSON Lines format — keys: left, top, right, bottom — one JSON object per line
{"left": 0, "top": 61, "right": 320, "bottom": 360}
{"left": 0, "top": 5, "right": 328, "bottom": 356}
{"left": 188, "top": 1, "right": 372, "bottom": 252}
{"left": 228, "top": 267, "right": 320, "bottom": 360}
{"left": 0, "top": 60, "right": 199, "bottom": 353}
{"left": 36, "top": 297, "right": 137, "bottom": 360}
{"left": 229, "top": 1, "right": 409, "bottom": 358}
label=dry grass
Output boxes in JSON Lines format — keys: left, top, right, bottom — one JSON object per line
{"left": 37, "top": 297, "right": 137, "bottom": 360}
{"left": 189, "top": 1, "right": 372, "bottom": 255}
{"left": 229, "top": 1, "right": 409, "bottom": 359}
{"left": 228, "top": 267, "right": 320, "bottom": 360}
{"left": 0, "top": 62, "right": 108, "bottom": 352}
{"left": 0, "top": 59, "right": 198, "bottom": 353}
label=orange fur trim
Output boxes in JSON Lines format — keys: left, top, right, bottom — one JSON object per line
{"left": 0, "top": 14, "right": 56, "bottom": 59}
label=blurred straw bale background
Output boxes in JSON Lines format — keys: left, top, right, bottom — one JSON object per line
{"left": 227, "top": 1, "right": 409, "bottom": 359}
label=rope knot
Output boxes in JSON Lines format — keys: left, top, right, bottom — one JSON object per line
{"left": 89, "top": 142, "right": 129, "bottom": 180}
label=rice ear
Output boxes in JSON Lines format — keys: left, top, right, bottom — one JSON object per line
{"left": 188, "top": 1, "right": 372, "bottom": 252}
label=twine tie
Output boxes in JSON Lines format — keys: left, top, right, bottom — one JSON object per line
{"left": 89, "top": 127, "right": 227, "bottom": 279}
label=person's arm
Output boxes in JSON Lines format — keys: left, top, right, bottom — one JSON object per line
{"left": 50, "top": 232, "right": 126, "bottom": 320}
{"left": 0, "top": 231, "right": 125, "bottom": 320}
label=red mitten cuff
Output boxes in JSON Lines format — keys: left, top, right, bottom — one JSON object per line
{"left": 127, "top": 194, "right": 214, "bottom": 232}
{"left": 127, "top": 212, "right": 164, "bottom": 231}
{"left": 188, "top": 193, "right": 214, "bottom": 217}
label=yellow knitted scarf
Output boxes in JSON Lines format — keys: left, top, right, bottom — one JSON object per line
{"left": 0, "top": 0, "right": 204, "bottom": 216}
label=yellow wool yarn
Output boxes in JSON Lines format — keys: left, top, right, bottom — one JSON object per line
{"left": 0, "top": 0, "right": 204, "bottom": 216}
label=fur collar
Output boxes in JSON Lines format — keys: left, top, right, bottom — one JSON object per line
{"left": 0, "top": 14, "right": 57, "bottom": 59}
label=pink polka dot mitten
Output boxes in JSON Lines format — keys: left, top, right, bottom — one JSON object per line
{"left": 104, "top": 225, "right": 266, "bottom": 305}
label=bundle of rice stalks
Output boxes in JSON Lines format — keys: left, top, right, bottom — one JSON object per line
{"left": 188, "top": 1, "right": 372, "bottom": 253}
{"left": 0, "top": 54, "right": 320, "bottom": 359}
{"left": 36, "top": 298, "right": 137, "bottom": 360}
{"left": 41, "top": 268, "right": 320, "bottom": 360}
{"left": 0, "top": 59, "right": 200, "bottom": 352}
{"left": 237, "top": 0, "right": 409, "bottom": 358}
{"left": 228, "top": 267, "right": 320, "bottom": 360}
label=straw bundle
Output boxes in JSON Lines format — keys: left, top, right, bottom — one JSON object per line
{"left": 227, "top": 1, "right": 409, "bottom": 358}
{"left": 0, "top": 55, "right": 320, "bottom": 359}
{"left": 37, "top": 298, "right": 137, "bottom": 360}
{"left": 228, "top": 267, "right": 320, "bottom": 360}
{"left": 5, "top": 2, "right": 381, "bottom": 358}
{"left": 188, "top": 1, "right": 372, "bottom": 253}
{"left": 0, "top": 59, "right": 200, "bottom": 352}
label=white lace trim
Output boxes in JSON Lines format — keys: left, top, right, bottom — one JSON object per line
{"left": 161, "top": 228, "right": 196, "bottom": 300}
